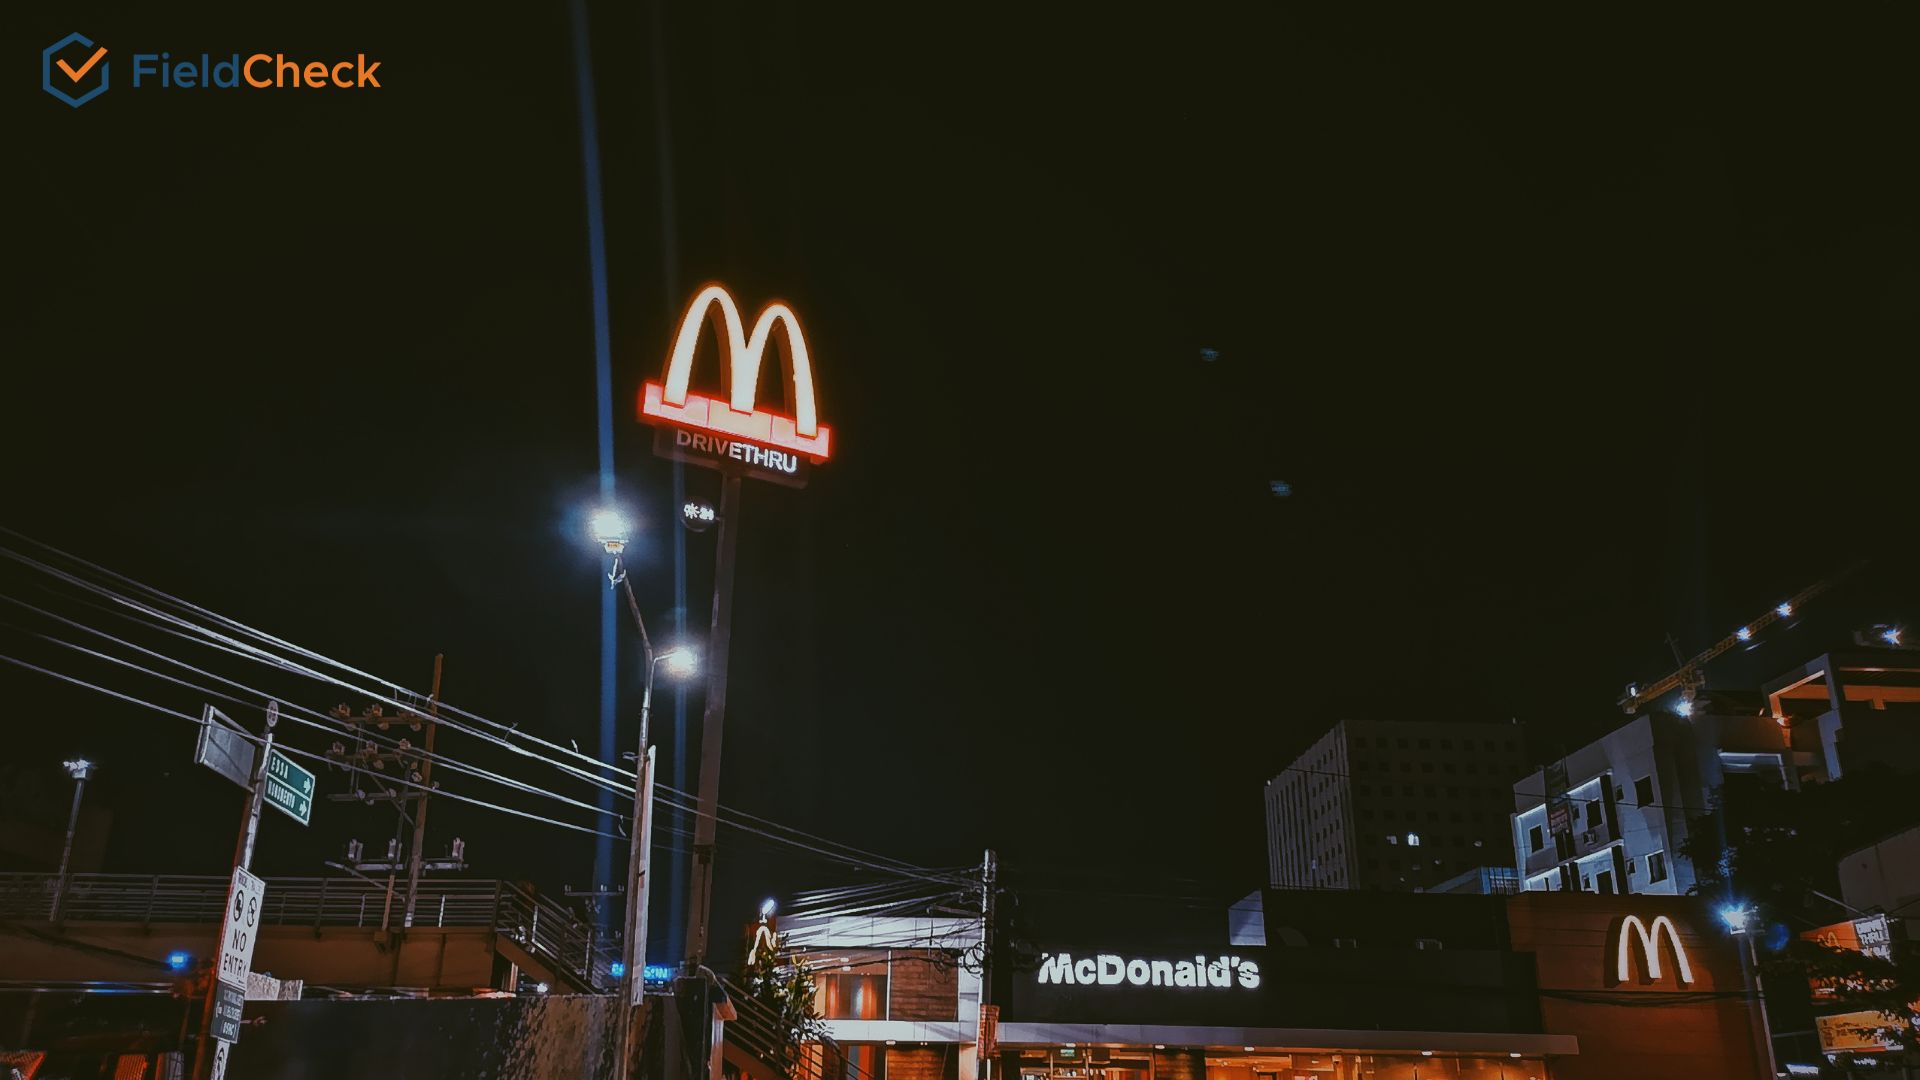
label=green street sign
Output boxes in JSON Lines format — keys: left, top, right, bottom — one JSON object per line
{"left": 263, "top": 748, "right": 314, "bottom": 826}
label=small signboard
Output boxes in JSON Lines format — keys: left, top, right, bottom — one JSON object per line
{"left": 653, "top": 426, "right": 809, "bottom": 489}
{"left": 216, "top": 867, "right": 265, "bottom": 992}
{"left": 1816, "top": 1010, "right": 1901, "bottom": 1054}
{"left": 978, "top": 1003, "right": 999, "bottom": 1059}
{"left": 209, "top": 981, "right": 247, "bottom": 1043}
{"left": 1855, "top": 914, "right": 1893, "bottom": 961}
{"left": 263, "top": 749, "right": 315, "bottom": 826}
{"left": 196, "top": 706, "right": 257, "bottom": 791}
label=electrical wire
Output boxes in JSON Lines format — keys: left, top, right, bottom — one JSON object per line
{"left": 0, "top": 550, "right": 964, "bottom": 887}
{"left": 0, "top": 649, "right": 625, "bottom": 842}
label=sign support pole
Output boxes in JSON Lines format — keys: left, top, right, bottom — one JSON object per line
{"left": 233, "top": 703, "right": 277, "bottom": 874}
{"left": 194, "top": 703, "right": 276, "bottom": 1080}
{"left": 683, "top": 472, "right": 742, "bottom": 974}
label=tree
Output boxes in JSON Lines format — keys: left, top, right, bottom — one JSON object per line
{"left": 738, "top": 928, "right": 828, "bottom": 1079}
{"left": 1682, "top": 767, "right": 1920, "bottom": 1067}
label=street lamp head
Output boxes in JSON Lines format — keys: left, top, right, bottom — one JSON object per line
{"left": 62, "top": 758, "right": 94, "bottom": 780}
{"left": 760, "top": 897, "right": 778, "bottom": 920}
{"left": 1719, "top": 903, "right": 1753, "bottom": 934}
{"left": 660, "top": 648, "right": 698, "bottom": 678}
{"left": 589, "top": 509, "right": 632, "bottom": 554}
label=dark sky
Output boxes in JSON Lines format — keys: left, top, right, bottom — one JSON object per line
{"left": 10, "top": 4, "right": 1919, "bottom": 964}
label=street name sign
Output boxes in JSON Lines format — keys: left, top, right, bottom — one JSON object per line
{"left": 195, "top": 706, "right": 257, "bottom": 791}
{"left": 263, "top": 748, "right": 314, "bottom": 826}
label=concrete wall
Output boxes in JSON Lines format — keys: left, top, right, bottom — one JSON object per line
{"left": 0, "top": 991, "right": 622, "bottom": 1079}
{"left": 1505, "top": 893, "right": 1762, "bottom": 1080}
{"left": 0, "top": 921, "right": 503, "bottom": 991}
{"left": 1838, "top": 824, "right": 1920, "bottom": 941}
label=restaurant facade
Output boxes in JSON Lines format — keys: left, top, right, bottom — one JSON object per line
{"left": 779, "top": 892, "right": 1771, "bottom": 1080}
{"left": 997, "top": 891, "right": 1767, "bottom": 1080}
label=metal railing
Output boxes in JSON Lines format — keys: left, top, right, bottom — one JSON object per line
{"left": 0, "top": 873, "right": 620, "bottom": 990}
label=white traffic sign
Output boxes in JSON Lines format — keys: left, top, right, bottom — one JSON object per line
{"left": 215, "top": 867, "right": 265, "bottom": 992}
{"left": 210, "top": 1038, "right": 231, "bottom": 1080}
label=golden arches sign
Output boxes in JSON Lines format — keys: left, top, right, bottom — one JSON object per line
{"left": 1613, "top": 914, "right": 1695, "bottom": 985}
{"left": 639, "top": 284, "right": 832, "bottom": 461}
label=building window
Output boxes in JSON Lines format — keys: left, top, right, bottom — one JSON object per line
{"left": 1634, "top": 776, "right": 1654, "bottom": 805}
{"left": 823, "top": 1045, "right": 886, "bottom": 1080}
{"left": 1528, "top": 825, "right": 1543, "bottom": 852}
{"left": 1406, "top": 832, "right": 1421, "bottom": 847}
{"left": 1648, "top": 850, "right": 1669, "bottom": 883}
{"left": 815, "top": 973, "right": 886, "bottom": 1020}
{"left": 1585, "top": 800, "right": 1602, "bottom": 827}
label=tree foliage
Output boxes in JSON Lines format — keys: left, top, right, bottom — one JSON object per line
{"left": 1682, "top": 767, "right": 1920, "bottom": 1063}
{"left": 739, "top": 929, "right": 829, "bottom": 1079}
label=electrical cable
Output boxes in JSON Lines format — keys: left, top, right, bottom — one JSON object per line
{"left": 0, "top": 547, "right": 965, "bottom": 885}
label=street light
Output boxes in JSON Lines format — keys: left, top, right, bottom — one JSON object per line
{"left": 49, "top": 758, "right": 94, "bottom": 923}
{"left": 661, "top": 648, "right": 698, "bottom": 679}
{"left": 590, "top": 510, "right": 632, "bottom": 555}
{"left": 1722, "top": 902, "right": 1779, "bottom": 1080}
{"left": 594, "top": 512, "right": 697, "bottom": 1080}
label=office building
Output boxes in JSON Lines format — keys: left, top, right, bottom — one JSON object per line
{"left": 1265, "top": 719, "right": 1532, "bottom": 892}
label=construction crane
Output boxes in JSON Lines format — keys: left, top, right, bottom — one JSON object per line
{"left": 1616, "top": 563, "right": 1864, "bottom": 715}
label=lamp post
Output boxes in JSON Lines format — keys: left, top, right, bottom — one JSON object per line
{"left": 1721, "top": 904, "right": 1780, "bottom": 1080}
{"left": 593, "top": 510, "right": 697, "bottom": 1080}
{"left": 49, "top": 757, "right": 94, "bottom": 923}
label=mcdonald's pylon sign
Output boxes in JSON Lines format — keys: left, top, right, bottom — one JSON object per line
{"left": 639, "top": 285, "right": 833, "bottom": 467}
{"left": 1612, "top": 914, "right": 1695, "bottom": 985}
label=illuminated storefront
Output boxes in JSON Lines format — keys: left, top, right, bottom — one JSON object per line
{"left": 992, "top": 894, "right": 1765, "bottom": 1080}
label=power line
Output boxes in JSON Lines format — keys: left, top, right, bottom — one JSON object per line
{"left": 0, "top": 581, "right": 962, "bottom": 891}
{"left": 2, "top": 540, "right": 964, "bottom": 884}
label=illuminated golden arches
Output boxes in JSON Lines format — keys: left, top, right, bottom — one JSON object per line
{"left": 1615, "top": 914, "right": 1694, "bottom": 985}
{"left": 661, "top": 284, "right": 819, "bottom": 438}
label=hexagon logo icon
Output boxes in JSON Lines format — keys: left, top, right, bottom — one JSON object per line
{"left": 44, "top": 33, "right": 109, "bottom": 108}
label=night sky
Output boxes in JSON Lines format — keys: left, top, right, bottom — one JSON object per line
{"left": 11, "top": 4, "right": 1918, "bottom": 963}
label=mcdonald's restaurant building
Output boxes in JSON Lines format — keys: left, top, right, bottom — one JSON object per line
{"left": 992, "top": 893, "right": 1768, "bottom": 1080}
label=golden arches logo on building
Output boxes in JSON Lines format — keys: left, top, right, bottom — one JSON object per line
{"left": 1613, "top": 914, "right": 1694, "bottom": 985}
{"left": 639, "top": 284, "right": 832, "bottom": 461}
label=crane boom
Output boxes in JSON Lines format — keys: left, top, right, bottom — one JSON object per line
{"left": 1617, "top": 563, "right": 1864, "bottom": 713}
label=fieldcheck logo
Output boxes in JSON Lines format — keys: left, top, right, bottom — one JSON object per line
{"left": 44, "top": 33, "right": 109, "bottom": 108}
{"left": 42, "top": 32, "right": 382, "bottom": 107}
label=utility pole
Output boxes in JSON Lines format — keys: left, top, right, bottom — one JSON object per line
{"left": 49, "top": 757, "right": 95, "bottom": 923}
{"left": 591, "top": 512, "right": 692, "bottom": 1080}
{"left": 233, "top": 704, "right": 277, "bottom": 873}
{"left": 194, "top": 703, "right": 276, "bottom": 1080}
{"left": 401, "top": 655, "right": 444, "bottom": 931}
{"left": 978, "top": 848, "right": 997, "bottom": 1080}
{"left": 683, "top": 473, "right": 742, "bottom": 971}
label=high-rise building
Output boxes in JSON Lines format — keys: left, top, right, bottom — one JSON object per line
{"left": 1513, "top": 644, "right": 1920, "bottom": 896}
{"left": 1264, "top": 718, "right": 1532, "bottom": 892}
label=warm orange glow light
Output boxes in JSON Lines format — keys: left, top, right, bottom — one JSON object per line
{"left": 639, "top": 284, "right": 832, "bottom": 461}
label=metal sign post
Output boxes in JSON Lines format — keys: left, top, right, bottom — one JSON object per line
{"left": 193, "top": 702, "right": 278, "bottom": 1080}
